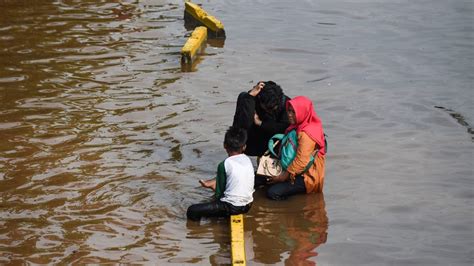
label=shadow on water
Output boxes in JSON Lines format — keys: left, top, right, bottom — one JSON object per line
{"left": 435, "top": 106, "right": 474, "bottom": 141}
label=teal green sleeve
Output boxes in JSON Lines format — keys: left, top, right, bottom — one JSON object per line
{"left": 214, "top": 160, "right": 227, "bottom": 199}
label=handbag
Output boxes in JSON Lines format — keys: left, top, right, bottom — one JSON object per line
{"left": 256, "top": 140, "right": 282, "bottom": 177}
{"left": 268, "top": 129, "right": 314, "bottom": 172}
{"left": 256, "top": 154, "right": 282, "bottom": 177}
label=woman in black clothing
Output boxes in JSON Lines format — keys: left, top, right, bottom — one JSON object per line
{"left": 232, "top": 81, "right": 291, "bottom": 157}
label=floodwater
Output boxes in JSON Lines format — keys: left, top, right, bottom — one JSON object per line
{"left": 0, "top": 0, "right": 473, "bottom": 264}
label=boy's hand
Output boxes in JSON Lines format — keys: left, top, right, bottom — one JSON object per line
{"left": 199, "top": 179, "right": 216, "bottom": 190}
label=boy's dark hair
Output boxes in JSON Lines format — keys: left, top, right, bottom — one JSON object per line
{"left": 224, "top": 126, "right": 247, "bottom": 152}
{"left": 257, "top": 81, "right": 284, "bottom": 112}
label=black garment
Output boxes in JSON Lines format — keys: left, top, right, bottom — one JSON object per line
{"left": 254, "top": 174, "right": 269, "bottom": 188}
{"left": 186, "top": 200, "right": 252, "bottom": 221}
{"left": 232, "top": 92, "right": 290, "bottom": 156}
{"left": 266, "top": 174, "right": 306, "bottom": 200}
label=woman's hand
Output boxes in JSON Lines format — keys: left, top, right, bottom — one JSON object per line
{"left": 254, "top": 113, "right": 262, "bottom": 126}
{"left": 269, "top": 171, "right": 290, "bottom": 184}
{"left": 249, "top": 82, "right": 264, "bottom": 97}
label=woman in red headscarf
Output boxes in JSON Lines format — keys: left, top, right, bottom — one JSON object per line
{"left": 266, "top": 96, "right": 326, "bottom": 200}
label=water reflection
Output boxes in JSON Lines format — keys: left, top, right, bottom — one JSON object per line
{"left": 283, "top": 195, "right": 328, "bottom": 265}
{"left": 180, "top": 46, "right": 207, "bottom": 73}
{"left": 248, "top": 193, "right": 328, "bottom": 265}
{"left": 185, "top": 219, "right": 231, "bottom": 265}
{"left": 183, "top": 193, "right": 328, "bottom": 265}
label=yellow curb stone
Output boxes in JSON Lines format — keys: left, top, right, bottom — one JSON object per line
{"left": 184, "top": 1, "right": 225, "bottom": 38}
{"left": 181, "top": 26, "right": 207, "bottom": 64}
{"left": 230, "top": 214, "right": 246, "bottom": 265}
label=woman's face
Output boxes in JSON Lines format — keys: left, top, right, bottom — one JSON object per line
{"left": 287, "top": 105, "right": 296, "bottom": 124}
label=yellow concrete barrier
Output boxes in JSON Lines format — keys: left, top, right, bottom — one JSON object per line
{"left": 230, "top": 214, "right": 246, "bottom": 265}
{"left": 181, "top": 26, "right": 207, "bottom": 64}
{"left": 184, "top": 1, "right": 226, "bottom": 38}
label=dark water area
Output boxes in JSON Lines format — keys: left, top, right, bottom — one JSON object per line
{"left": 0, "top": 0, "right": 473, "bottom": 264}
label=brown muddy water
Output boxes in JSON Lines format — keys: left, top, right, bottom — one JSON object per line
{"left": 0, "top": 0, "right": 473, "bottom": 265}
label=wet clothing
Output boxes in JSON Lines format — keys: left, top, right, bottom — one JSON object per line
{"left": 286, "top": 132, "right": 326, "bottom": 193}
{"left": 187, "top": 154, "right": 255, "bottom": 221}
{"left": 267, "top": 174, "right": 306, "bottom": 200}
{"left": 265, "top": 96, "right": 326, "bottom": 200}
{"left": 220, "top": 154, "right": 255, "bottom": 206}
{"left": 265, "top": 132, "right": 326, "bottom": 199}
{"left": 186, "top": 200, "right": 252, "bottom": 221}
{"left": 214, "top": 161, "right": 227, "bottom": 199}
{"left": 233, "top": 91, "right": 290, "bottom": 156}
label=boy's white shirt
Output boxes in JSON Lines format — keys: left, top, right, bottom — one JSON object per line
{"left": 220, "top": 154, "right": 255, "bottom": 206}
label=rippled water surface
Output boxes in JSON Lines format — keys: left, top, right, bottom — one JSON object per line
{"left": 1, "top": 0, "right": 473, "bottom": 264}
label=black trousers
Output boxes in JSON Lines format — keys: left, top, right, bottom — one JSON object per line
{"left": 258, "top": 174, "right": 306, "bottom": 200}
{"left": 187, "top": 200, "right": 252, "bottom": 221}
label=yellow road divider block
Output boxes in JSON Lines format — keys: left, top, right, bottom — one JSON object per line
{"left": 181, "top": 26, "right": 207, "bottom": 64}
{"left": 184, "top": 1, "right": 226, "bottom": 38}
{"left": 230, "top": 214, "right": 246, "bottom": 265}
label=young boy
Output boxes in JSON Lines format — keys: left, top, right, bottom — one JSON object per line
{"left": 186, "top": 126, "right": 255, "bottom": 221}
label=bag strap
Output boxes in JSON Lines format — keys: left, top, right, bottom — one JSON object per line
{"left": 268, "top": 134, "right": 283, "bottom": 157}
{"left": 301, "top": 156, "right": 315, "bottom": 174}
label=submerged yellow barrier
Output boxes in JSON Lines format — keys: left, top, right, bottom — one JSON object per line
{"left": 230, "top": 214, "right": 246, "bottom": 265}
{"left": 181, "top": 26, "right": 207, "bottom": 64}
{"left": 184, "top": 1, "right": 226, "bottom": 38}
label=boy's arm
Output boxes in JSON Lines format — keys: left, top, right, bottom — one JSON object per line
{"left": 199, "top": 179, "right": 216, "bottom": 190}
{"left": 214, "top": 160, "right": 227, "bottom": 199}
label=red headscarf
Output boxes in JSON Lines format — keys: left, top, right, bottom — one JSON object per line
{"left": 286, "top": 96, "right": 326, "bottom": 156}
